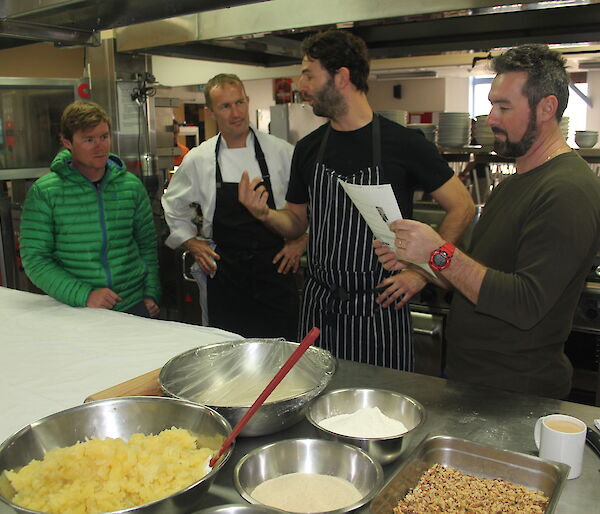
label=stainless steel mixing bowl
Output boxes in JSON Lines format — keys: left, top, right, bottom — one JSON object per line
{"left": 159, "top": 339, "right": 336, "bottom": 437}
{"left": 233, "top": 438, "right": 384, "bottom": 513}
{"left": 306, "top": 388, "right": 425, "bottom": 465}
{"left": 193, "top": 505, "right": 285, "bottom": 514}
{"left": 0, "top": 396, "right": 233, "bottom": 514}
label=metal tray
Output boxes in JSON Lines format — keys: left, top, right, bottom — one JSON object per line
{"left": 370, "top": 434, "right": 569, "bottom": 513}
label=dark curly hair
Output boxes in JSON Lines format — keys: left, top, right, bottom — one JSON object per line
{"left": 492, "top": 44, "right": 569, "bottom": 120}
{"left": 300, "top": 30, "right": 370, "bottom": 93}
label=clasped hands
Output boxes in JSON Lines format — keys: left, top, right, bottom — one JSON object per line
{"left": 372, "top": 219, "right": 445, "bottom": 308}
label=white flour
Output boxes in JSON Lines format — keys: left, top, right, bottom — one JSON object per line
{"left": 251, "top": 472, "right": 362, "bottom": 513}
{"left": 318, "top": 406, "right": 408, "bottom": 438}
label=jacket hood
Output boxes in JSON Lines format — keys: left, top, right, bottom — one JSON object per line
{"left": 50, "top": 149, "right": 127, "bottom": 183}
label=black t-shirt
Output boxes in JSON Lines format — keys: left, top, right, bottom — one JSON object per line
{"left": 286, "top": 116, "right": 453, "bottom": 218}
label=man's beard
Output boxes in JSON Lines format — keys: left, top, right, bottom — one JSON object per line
{"left": 492, "top": 110, "right": 538, "bottom": 158}
{"left": 310, "top": 77, "right": 347, "bottom": 120}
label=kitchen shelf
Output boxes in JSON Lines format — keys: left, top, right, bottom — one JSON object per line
{"left": 440, "top": 146, "right": 600, "bottom": 164}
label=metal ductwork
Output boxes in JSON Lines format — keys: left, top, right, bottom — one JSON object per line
{"left": 0, "top": 0, "right": 268, "bottom": 49}
{"left": 2, "top": 1, "right": 600, "bottom": 65}
{"left": 112, "top": 0, "right": 600, "bottom": 66}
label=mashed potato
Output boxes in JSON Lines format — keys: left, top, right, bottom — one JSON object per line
{"left": 6, "top": 427, "right": 212, "bottom": 514}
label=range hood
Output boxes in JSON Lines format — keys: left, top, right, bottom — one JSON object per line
{"left": 2, "top": 0, "right": 600, "bottom": 65}
{"left": 113, "top": 0, "right": 600, "bottom": 66}
{"left": 0, "top": 0, "right": 268, "bottom": 49}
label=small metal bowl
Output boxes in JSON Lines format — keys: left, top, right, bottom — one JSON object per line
{"left": 234, "top": 438, "right": 383, "bottom": 514}
{"left": 0, "top": 396, "right": 233, "bottom": 514}
{"left": 306, "top": 388, "right": 425, "bottom": 465}
{"left": 159, "top": 339, "right": 336, "bottom": 437}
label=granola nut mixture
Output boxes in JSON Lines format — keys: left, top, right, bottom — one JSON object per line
{"left": 394, "top": 463, "right": 549, "bottom": 513}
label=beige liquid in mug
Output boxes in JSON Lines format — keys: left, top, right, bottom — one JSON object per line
{"left": 544, "top": 419, "right": 583, "bottom": 433}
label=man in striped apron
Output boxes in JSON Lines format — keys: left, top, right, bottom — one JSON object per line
{"left": 239, "top": 30, "right": 475, "bottom": 370}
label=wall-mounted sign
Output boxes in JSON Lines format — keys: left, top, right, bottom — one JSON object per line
{"left": 274, "top": 78, "right": 293, "bottom": 104}
{"left": 77, "top": 83, "right": 91, "bottom": 99}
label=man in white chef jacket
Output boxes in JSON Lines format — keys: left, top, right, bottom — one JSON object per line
{"left": 162, "top": 73, "right": 306, "bottom": 339}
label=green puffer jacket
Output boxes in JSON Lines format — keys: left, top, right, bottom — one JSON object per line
{"left": 20, "top": 150, "right": 161, "bottom": 311}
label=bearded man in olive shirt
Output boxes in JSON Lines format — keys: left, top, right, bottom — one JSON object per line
{"left": 375, "top": 44, "right": 600, "bottom": 399}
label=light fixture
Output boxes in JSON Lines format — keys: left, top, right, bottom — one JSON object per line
{"left": 579, "top": 60, "right": 600, "bottom": 69}
{"left": 370, "top": 70, "right": 437, "bottom": 80}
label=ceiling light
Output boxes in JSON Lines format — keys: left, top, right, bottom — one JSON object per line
{"left": 371, "top": 70, "right": 437, "bottom": 80}
{"left": 579, "top": 60, "right": 600, "bottom": 69}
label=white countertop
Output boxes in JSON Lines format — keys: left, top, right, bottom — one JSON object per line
{"left": 0, "top": 286, "right": 240, "bottom": 443}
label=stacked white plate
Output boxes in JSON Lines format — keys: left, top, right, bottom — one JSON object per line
{"left": 437, "top": 112, "right": 471, "bottom": 148}
{"left": 376, "top": 110, "right": 408, "bottom": 126}
{"left": 475, "top": 115, "right": 495, "bottom": 147}
{"left": 559, "top": 117, "right": 569, "bottom": 140}
{"left": 407, "top": 123, "right": 436, "bottom": 143}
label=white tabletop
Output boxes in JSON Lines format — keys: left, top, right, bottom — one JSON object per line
{"left": 0, "top": 287, "right": 240, "bottom": 443}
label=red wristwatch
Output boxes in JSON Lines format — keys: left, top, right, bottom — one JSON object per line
{"left": 428, "top": 242, "right": 456, "bottom": 273}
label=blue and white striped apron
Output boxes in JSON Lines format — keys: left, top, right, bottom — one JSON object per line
{"left": 299, "top": 115, "right": 414, "bottom": 370}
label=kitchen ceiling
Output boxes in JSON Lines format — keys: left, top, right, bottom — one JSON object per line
{"left": 115, "top": 0, "right": 600, "bottom": 67}
{"left": 2, "top": 0, "right": 600, "bottom": 65}
{"left": 0, "top": 0, "right": 268, "bottom": 49}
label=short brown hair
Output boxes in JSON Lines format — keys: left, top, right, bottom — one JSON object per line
{"left": 204, "top": 73, "right": 246, "bottom": 109}
{"left": 61, "top": 101, "right": 111, "bottom": 141}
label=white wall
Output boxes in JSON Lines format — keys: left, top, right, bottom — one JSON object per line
{"left": 152, "top": 55, "right": 300, "bottom": 87}
{"left": 368, "top": 77, "right": 471, "bottom": 115}
{"left": 586, "top": 71, "right": 600, "bottom": 134}
{"left": 368, "top": 78, "right": 447, "bottom": 112}
{"left": 243, "top": 79, "right": 277, "bottom": 126}
{"left": 444, "top": 77, "right": 470, "bottom": 112}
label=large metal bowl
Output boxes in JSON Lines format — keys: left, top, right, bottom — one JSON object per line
{"left": 234, "top": 438, "right": 384, "bottom": 513}
{"left": 306, "top": 388, "right": 425, "bottom": 465}
{"left": 0, "top": 396, "right": 233, "bottom": 514}
{"left": 159, "top": 339, "right": 336, "bottom": 437}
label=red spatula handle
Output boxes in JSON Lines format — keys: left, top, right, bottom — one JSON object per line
{"left": 209, "top": 327, "right": 320, "bottom": 467}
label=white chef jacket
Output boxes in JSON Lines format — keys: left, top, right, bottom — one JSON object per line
{"left": 162, "top": 127, "right": 294, "bottom": 249}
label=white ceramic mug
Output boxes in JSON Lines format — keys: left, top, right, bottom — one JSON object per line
{"left": 534, "top": 414, "right": 586, "bottom": 479}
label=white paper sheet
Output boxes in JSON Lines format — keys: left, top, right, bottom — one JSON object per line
{"left": 338, "top": 180, "right": 435, "bottom": 276}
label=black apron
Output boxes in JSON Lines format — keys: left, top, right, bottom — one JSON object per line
{"left": 206, "top": 129, "right": 299, "bottom": 340}
{"left": 298, "top": 115, "right": 413, "bottom": 370}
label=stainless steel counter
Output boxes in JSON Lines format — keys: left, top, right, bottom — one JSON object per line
{"left": 193, "top": 360, "right": 600, "bottom": 513}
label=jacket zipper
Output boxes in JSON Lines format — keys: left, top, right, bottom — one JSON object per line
{"left": 95, "top": 182, "right": 113, "bottom": 289}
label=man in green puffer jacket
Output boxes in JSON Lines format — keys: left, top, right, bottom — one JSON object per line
{"left": 19, "top": 101, "right": 161, "bottom": 316}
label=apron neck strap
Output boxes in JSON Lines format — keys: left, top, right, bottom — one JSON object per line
{"left": 316, "top": 113, "right": 382, "bottom": 170}
{"left": 215, "top": 128, "right": 276, "bottom": 209}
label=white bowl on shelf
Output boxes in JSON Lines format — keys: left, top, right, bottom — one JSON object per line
{"left": 575, "top": 130, "right": 598, "bottom": 148}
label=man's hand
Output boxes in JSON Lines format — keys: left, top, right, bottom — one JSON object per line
{"left": 184, "top": 238, "right": 220, "bottom": 275}
{"left": 87, "top": 288, "right": 122, "bottom": 309}
{"left": 273, "top": 233, "right": 308, "bottom": 274}
{"left": 144, "top": 297, "right": 160, "bottom": 318}
{"left": 373, "top": 240, "right": 408, "bottom": 272}
{"left": 238, "top": 171, "right": 270, "bottom": 221}
{"left": 389, "top": 219, "right": 445, "bottom": 263}
{"left": 375, "top": 270, "right": 428, "bottom": 309}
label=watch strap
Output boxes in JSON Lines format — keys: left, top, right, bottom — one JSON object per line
{"left": 428, "top": 242, "right": 456, "bottom": 272}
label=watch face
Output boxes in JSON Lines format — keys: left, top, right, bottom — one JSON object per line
{"left": 433, "top": 252, "right": 448, "bottom": 267}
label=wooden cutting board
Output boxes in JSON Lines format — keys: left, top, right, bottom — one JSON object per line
{"left": 84, "top": 368, "right": 163, "bottom": 403}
